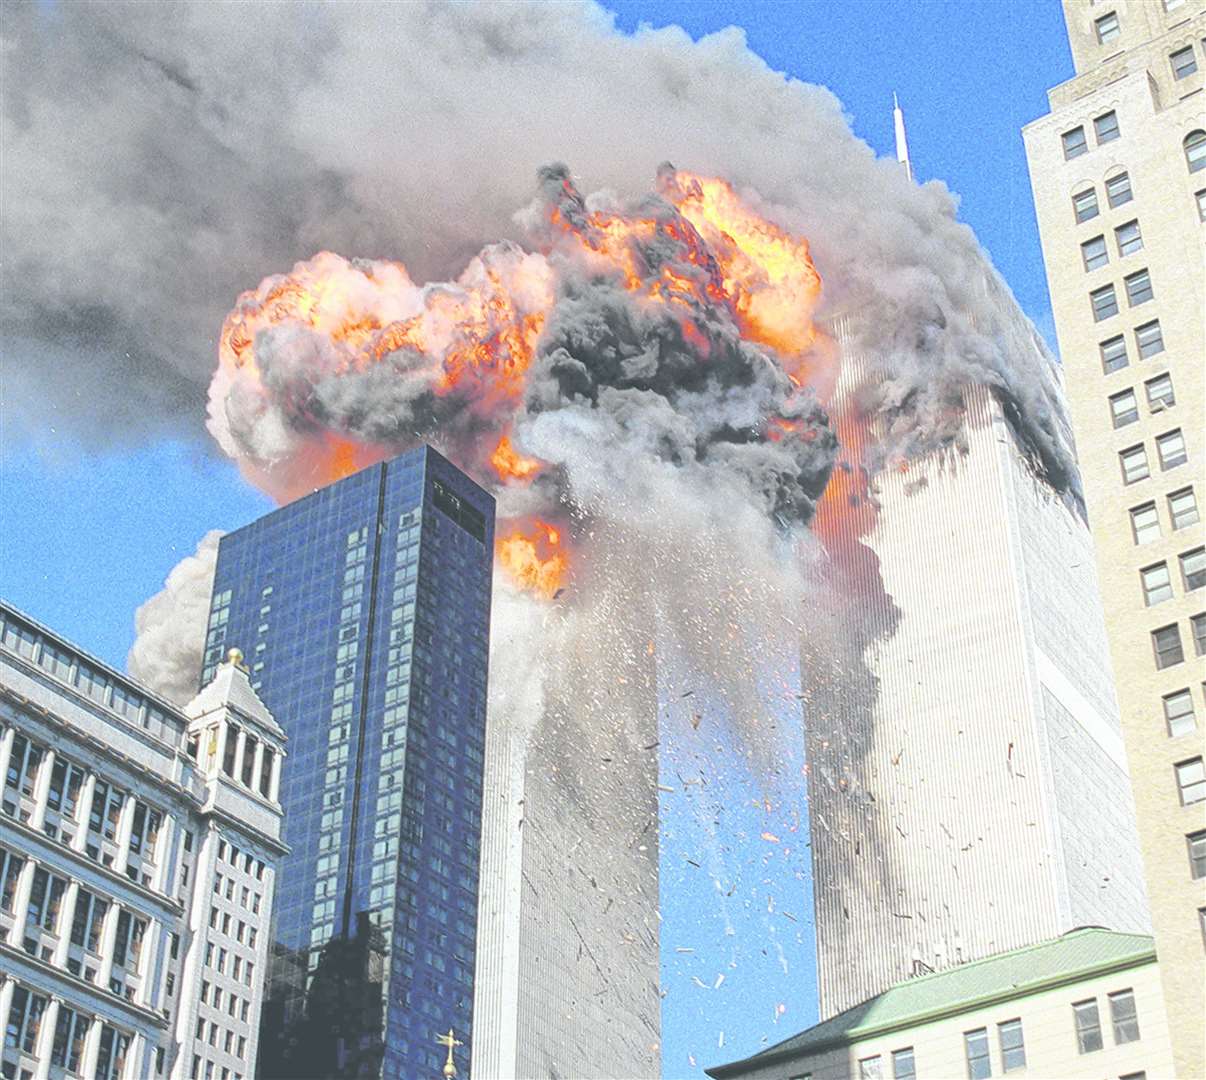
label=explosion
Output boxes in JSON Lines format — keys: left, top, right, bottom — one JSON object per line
{"left": 208, "top": 165, "right": 839, "bottom": 596}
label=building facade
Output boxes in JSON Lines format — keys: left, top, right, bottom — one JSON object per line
{"left": 0, "top": 603, "right": 285, "bottom": 1080}
{"left": 1022, "top": 3, "right": 1206, "bottom": 1074}
{"left": 803, "top": 314, "right": 1151, "bottom": 1019}
{"left": 201, "top": 446, "right": 493, "bottom": 1079}
{"left": 706, "top": 928, "right": 1174, "bottom": 1080}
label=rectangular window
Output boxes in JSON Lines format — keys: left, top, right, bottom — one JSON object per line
{"left": 858, "top": 1055, "right": 883, "bottom": 1079}
{"left": 1109, "top": 388, "right": 1139, "bottom": 428}
{"left": 1146, "top": 373, "right": 1175, "bottom": 411}
{"left": 1109, "top": 989, "right": 1140, "bottom": 1043}
{"left": 1082, "top": 235, "right": 1109, "bottom": 271}
{"left": 1153, "top": 624, "right": 1184, "bottom": 669}
{"left": 1169, "top": 488, "right": 1200, "bottom": 530}
{"left": 1172, "top": 46, "right": 1199, "bottom": 79}
{"left": 1181, "top": 758, "right": 1206, "bottom": 804}
{"left": 964, "top": 1028, "right": 991, "bottom": 1078}
{"left": 1073, "top": 187, "right": 1099, "bottom": 222}
{"left": 1125, "top": 268, "right": 1153, "bottom": 305}
{"left": 998, "top": 1019, "right": 1025, "bottom": 1071}
{"left": 1182, "top": 548, "right": 1205, "bottom": 592}
{"left": 1091, "top": 283, "right": 1119, "bottom": 321}
{"left": 1095, "top": 11, "right": 1121, "bottom": 42}
{"left": 1095, "top": 110, "right": 1121, "bottom": 144}
{"left": 1197, "top": 188, "right": 1206, "bottom": 222}
{"left": 1100, "top": 335, "right": 1128, "bottom": 373}
{"left": 1192, "top": 613, "right": 1206, "bottom": 656}
{"left": 1189, "top": 830, "right": 1206, "bottom": 879}
{"left": 1166, "top": 689, "right": 1197, "bottom": 737}
{"left": 891, "top": 1047, "right": 915, "bottom": 1080}
{"left": 1120, "top": 445, "right": 1149, "bottom": 485}
{"left": 1074, "top": 999, "right": 1103, "bottom": 1053}
{"left": 1142, "top": 562, "right": 1173, "bottom": 606}
{"left": 1135, "top": 320, "right": 1164, "bottom": 359}
{"left": 1130, "top": 502, "right": 1160, "bottom": 545}
{"left": 1106, "top": 171, "right": 1133, "bottom": 207}
{"left": 1063, "top": 126, "right": 1089, "bottom": 160}
{"left": 1115, "top": 219, "right": 1143, "bottom": 257}
{"left": 1157, "top": 429, "right": 1188, "bottom": 470}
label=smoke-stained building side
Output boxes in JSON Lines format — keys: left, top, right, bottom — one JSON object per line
{"left": 803, "top": 308, "right": 1152, "bottom": 1019}
{"left": 472, "top": 580, "right": 661, "bottom": 1080}
{"left": 199, "top": 446, "right": 494, "bottom": 1078}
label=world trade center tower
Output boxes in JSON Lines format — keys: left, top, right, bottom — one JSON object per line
{"left": 199, "top": 446, "right": 495, "bottom": 1079}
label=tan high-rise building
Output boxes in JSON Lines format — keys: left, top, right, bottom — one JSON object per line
{"left": 1023, "top": 3, "right": 1206, "bottom": 1075}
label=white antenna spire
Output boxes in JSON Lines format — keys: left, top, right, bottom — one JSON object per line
{"left": 893, "top": 91, "right": 912, "bottom": 182}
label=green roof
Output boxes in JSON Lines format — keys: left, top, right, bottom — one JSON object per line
{"left": 706, "top": 928, "right": 1155, "bottom": 1078}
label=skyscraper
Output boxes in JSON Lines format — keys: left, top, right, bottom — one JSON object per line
{"left": 1022, "top": 3, "right": 1205, "bottom": 1074}
{"left": 200, "top": 446, "right": 494, "bottom": 1079}
{"left": 802, "top": 304, "right": 1152, "bottom": 1019}
{"left": 1, "top": 603, "right": 285, "bottom": 1080}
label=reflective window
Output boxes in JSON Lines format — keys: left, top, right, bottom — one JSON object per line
{"left": 1115, "top": 219, "right": 1143, "bottom": 257}
{"left": 1157, "top": 429, "right": 1188, "bottom": 470}
{"left": 1063, "top": 126, "right": 1089, "bottom": 159}
{"left": 1181, "top": 547, "right": 1205, "bottom": 592}
{"left": 1082, "top": 235, "right": 1109, "bottom": 271}
{"left": 1095, "top": 11, "right": 1121, "bottom": 43}
{"left": 964, "top": 1028, "right": 991, "bottom": 1078}
{"left": 1179, "top": 757, "right": 1206, "bottom": 804}
{"left": 1135, "top": 320, "right": 1164, "bottom": 359}
{"left": 1091, "top": 283, "right": 1118, "bottom": 321}
{"left": 1171, "top": 46, "right": 1198, "bottom": 80}
{"left": 1165, "top": 690, "right": 1197, "bottom": 738}
{"left": 1125, "top": 268, "right": 1153, "bottom": 306}
{"left": 1073, "top": 187, "right": 1099, "bottom": 222}
{"left": 1106, "top": 171, "right": 1133, "bottom": 207}
{"left": 1153, "top": 624, "right": 1185, "bottom": 670}
{"left": 1141, "top": 562, "right": 1173, "bottom": 606}
{"left": 999, "top": 1018, "right": 1026, "bottom": 1072}
{"left": 1169, "top": 487, "right": 1200, "bottom": 530}
{"left": 1119, "top": 445, "right": 1149, "bottom": 485}
{"left": 1095, "top": 110, "right": 1121, "bottom": 144}
{"left": 1074, "top": 999, "right": 1103, "bottom": 1054}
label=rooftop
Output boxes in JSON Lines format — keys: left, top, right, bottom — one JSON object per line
{"left": 706, "top": 928, "right": 1156, "bottom": 1077}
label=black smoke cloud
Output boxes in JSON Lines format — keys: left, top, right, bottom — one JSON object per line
{"left": 3, "top": 0, "right": 1076, "bottom": 493}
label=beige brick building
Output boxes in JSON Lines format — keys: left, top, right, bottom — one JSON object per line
{"left": 1022, "top": 2, "right": 1206, "bottom": 1076}
{"left": 706, "top": 928, "right": 1174, "bottom": 1080}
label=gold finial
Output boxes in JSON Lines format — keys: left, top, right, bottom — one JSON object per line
{"left": 226, "top": 647, "right": 246, "bottom": 670}
{"left": 434, "top": 1029, "right": 462, "bottom": 1079}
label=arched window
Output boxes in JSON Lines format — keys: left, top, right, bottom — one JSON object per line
{"left": 1186, "top": 130, "right": 1206, "bottom": 174}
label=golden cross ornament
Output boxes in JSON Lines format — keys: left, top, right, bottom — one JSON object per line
{"left": 434, "top": 1029, "right": 463, "bottom": 1079}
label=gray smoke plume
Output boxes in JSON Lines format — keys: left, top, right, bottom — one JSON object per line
{"left": 127, "top": 530, "right": 223, "bottom": 703}
{"left": 3, "top": 1, "right": 1075, "bottom": 491}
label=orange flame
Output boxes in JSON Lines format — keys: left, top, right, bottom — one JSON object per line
{"left": 496, "top": 519, "right": 568, "bottom": 599}
{"left": 490, "top": 434, "right": 543, "bottom": 484}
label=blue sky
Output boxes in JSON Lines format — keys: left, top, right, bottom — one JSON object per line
{"left": 1, "top": 2, "right": 1074, "bottom": 1076}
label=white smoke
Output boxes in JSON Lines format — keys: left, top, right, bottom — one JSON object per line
{"left": 127, "top": 530, "right": 223, "bottom": 703}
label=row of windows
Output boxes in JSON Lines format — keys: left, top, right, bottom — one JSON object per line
{"left": 193, "top": 1018, "right": 247, "bottom": 1061}
{"left": 1151, "top": 615, "right": 1205, "bottom": 672}
{"left": 3, "top": 986, "right": 133, "bottom": 1078}
{"left": 1090, "top": 267, "right": 1152, "bottom": 321}
{"left": 1073, "top": 169, "right": 1132, "bottom": 224}
{"left": 1108, "top": 383, "right": 1178, "bottom": 434}
{"left": 207, "top": 905, "right": 258, "bottom": 948}
{"left": 216, "top": 839, "right": 267, "bottom": 882}
{"left": 1092, "top": 9, "right": 1203, "bottom": 82}
{"left": 198, "top": 980, "right": 252, "bottom": 1023}
{"left": 1062, "top": 110, "right": 1120, "bottom": 159}
{"left": 1100, "top": 318, "right": 1164, "bottom": 373}
{"left": 1128, "top": 486, "right": 1197, "bottom": 543}
{"left": 1140, "top": 548, "right": 1205, "bottom": 606}
{"left": 1080, "top": 218, "right": 1142, "bottom": 270}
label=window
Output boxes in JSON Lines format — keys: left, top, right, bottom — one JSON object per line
{"left": 1153, "top": 624, "right": 1184, "bottom": 669}
{"left": 1100, "top": 335, "right": 1128, "bottom": 373}
{"left": 1193, "top": 612, "right": 1206, "bottom": 656}
{"left": 1130, "top": 502, "right": 1160, "bottom": 544}
{"left": 1109, "top": 989, "right": 1140, "bottom": 1043}
{"left": 1197, "top": 188, "right": 1206, "bottom": 221}
{"left": 1082, "top": 235, "right": 1109, "bottom": 271}
{"left": 1073, "top": 187, "right": 1099, "bottom": 222}
{"left": 1172, "top": 46, "right": 1199, "bottom": 80}
{"left": 1169, "top": 487, "right": 1200, "bottom": 530}
{"left": 1095, "top": 110, "right": 1120, "bottom": 144}
{"left": 1165, "top": 689, "right": 1196, "bottom": 736}
{"left": 1120, "top": 445, "right": 1149, "bottom": 485}
{"left": 1125, "top": 268, "right": 1153, "bottom": 306}
{"left": 1106, "top": 170, "right": 1133, "bottom": 207}
{"left": 1115, "top": 219, "right": 1143, "bottom": 257}
{"left": 1074, "top": 999, "right": 1103, "bottom": 1053}
{"left": 1185, "top": 130, "right": 1206, "bottom": 173}
{"left": 1135, "top": 320, "right": 1164, "bottom": 358}
{"left": 998, "top": 1019, "right": 1025, "bottom": 1071}
{"left": 1091, "top": 283, "right": 1118, "bottom": 321}
{"left": 1189, "top": 830, "right": 1206, "bottom": 878}
{"left": 1063, "top": 125, "right": 1089, "bottom": 159}
{"left": 1157, "top": 429, "right": 1188, "bottom": 470}
{"left": 1109, "top": 388, "right": 1138, "bottom": 428}
{"left": 1146, "top": 373, "right": 1175, "bottom": 411}
{"left": 1176, "top": 757, "right": 1205, "bottom": 804}
{"left": 1182, "top": 548, "right": 1205, "bottom": 592}
{"left": 1142, "top": 562, "right": 1173, "bottom": 606}
{"left": 964, "top": 1028, "right": 991, "bottom": 1079}
{"left": 858, "top": 1055, "right": 883, "bottom": 1079}
{"left": 1095, "top": 11, "right": 1121, "bottom": 43}
{"left": 891, "top": 1047, "right": 915, "bottom": 1080}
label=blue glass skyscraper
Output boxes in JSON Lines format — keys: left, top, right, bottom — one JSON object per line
{"left": 200, "top": 446, "right": 494, "bottom": 1079}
